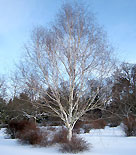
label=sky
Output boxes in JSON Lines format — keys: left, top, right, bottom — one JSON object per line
{"left": 0, "top": 0, "right": 136, "bottom": 75}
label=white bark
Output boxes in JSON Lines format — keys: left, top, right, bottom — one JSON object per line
{"left": 68, "top": 126, "right": 73, "bottom": 141}
{"left": 20, "top": 2, "right": 116, "bottom": 141}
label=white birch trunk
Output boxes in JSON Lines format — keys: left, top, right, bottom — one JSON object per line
{"left": 67, "top": 126, "right": 73, "bottom": 141}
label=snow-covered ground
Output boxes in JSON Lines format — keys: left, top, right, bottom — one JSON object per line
{"left": 0, "top": 126, "right": 136, "bottom": 155}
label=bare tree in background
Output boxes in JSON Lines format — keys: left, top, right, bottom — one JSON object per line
{"left": 0, "top": 76, "right": 7, "bottom": 100}
{"left": 20, "top": 2, "right": 115, "bottom": 141}
{"left": 0, "top": 76, "right": 7, "bottom": 124}
{"left": 9, "top": 72, "right": 22, "bottom": 98}
{"left": 112, "top": 63, "right": 136, "bottom": 118}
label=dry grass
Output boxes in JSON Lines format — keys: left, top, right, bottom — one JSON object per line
{"left": 59, "top": 135, "right": 89, "bottom": 153}
{"left": 50, "top": 127, "right": 90, "bottom": 153}
{"left": 6, "top": 120, "right": 37, "bottom": 139}
{"left": 91, "top": 119, "right": 106, "bottom": 129}
{"left": 18, "top": 128, "right": 43, "bottom": 145}
{"left": 51, "top": 127, "right": 68, "bottom": 144}
{"left": 6, "top": 120, "right": 90, "bottom": 153}
{"left": 122, "top": 115, "right": 136, "bottom": 136}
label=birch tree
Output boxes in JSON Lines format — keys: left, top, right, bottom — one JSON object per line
{"left": 21, "top": 2, "right": 115, "bottom": 141}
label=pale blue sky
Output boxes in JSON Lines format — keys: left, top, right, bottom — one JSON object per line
{"left": 0, "top": 0, "right": 136, "bottom": 75}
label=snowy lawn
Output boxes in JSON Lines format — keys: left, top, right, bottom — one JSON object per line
{"left": 0, "top": 126, "right": 136, "bottom": 155}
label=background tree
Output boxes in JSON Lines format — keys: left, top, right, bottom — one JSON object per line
{"left": 19, "top": 2, "right": 115, "bottom": 141}
{"left": 0, "top": 76, "right": 7, "bottom": 125}
{"left": 86, "top": 78, "right": 113, "bottom": 120}
{"left": 111, "top": 63, "right": 136, "bottom": 118}
{"left": 0, "top": 76, "right": 7, "bottom": 99}
{"left": 7, "top": 71, "right": 48, "bottom": 124}
{"left": 5, "top": 92, "right": 45, "bottom": 123}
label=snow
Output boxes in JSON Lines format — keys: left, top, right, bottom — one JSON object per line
{"left": 80, "top": 126, "right": 136, "bottom": 155}
{"left": 0, "top": 126, "right": 136, "bottom": 155}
